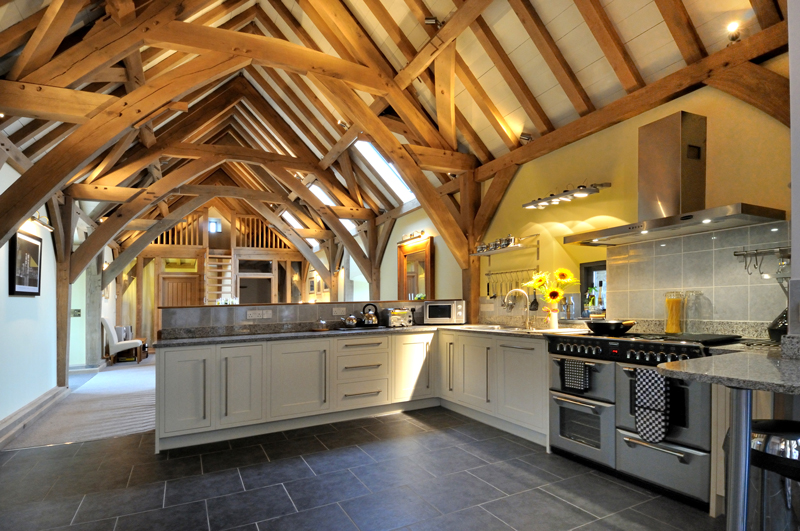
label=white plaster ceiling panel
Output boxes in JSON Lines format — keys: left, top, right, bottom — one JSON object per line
{"left": 0, "top": 3, "right": 23, "bottom": 31}
{"left": 557, "top": 22, "right": 605, "bottom": 73}
{"left": 603, "top": 0, "right": 653, "bottom": 22}
{"left": 536, "top": 85, "right": 580, "bottom": 128}
{"left": 504, "top": 106, "right": 539, "bottom": 139}
{"left": 634, "top": 38, "right": 684, "bottom": 82}
{"left": 612, "top": 2, "right": 664, "bottom": 42}
{"left": 474, "top": 123, "right": 511, "bottom": 156}
{"left": 576, "top": 57, "right": 624, "bottom": 107}
{"left": 427, "top": 0, "right": 458, "bottom": 20}
{"left": 543, "top": 4, "right": 586, "bottom": 41}
{"left": 528, "top": 0, "right": 576, "bottom": 25}
{"left": 456, "top": 28, "right": 496, "bottom": 80}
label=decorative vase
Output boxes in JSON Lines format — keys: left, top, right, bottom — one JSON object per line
{"left": 550, "top": 305, "right": 559, "bottom": 330}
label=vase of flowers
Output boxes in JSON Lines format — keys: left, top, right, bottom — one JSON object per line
{"left": 523, "top": 268, "right": 578, "bottom": 330}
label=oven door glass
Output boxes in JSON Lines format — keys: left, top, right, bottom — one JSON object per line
{"left": 549, "top": 391, "right": 616, "bottom": 468}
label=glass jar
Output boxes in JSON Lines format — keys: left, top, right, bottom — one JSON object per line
{"left": 665, "top": 291, "right": 685, "bottom": 334}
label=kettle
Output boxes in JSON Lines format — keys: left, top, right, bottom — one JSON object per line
{"left": 341, "top": 314, "right": 358, "bottom": 327}
{"left": 362, "top": 304, "right": 379, "bottom": 326}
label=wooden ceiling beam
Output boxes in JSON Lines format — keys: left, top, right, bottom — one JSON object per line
{"left": 652, "top": 0, "right": 707, "bottom": 64}
{"left": 508, "top": 0, "right": 595, "bottom": 116}
{"left": 435, "top": 43, "right": 457, "bottom": 150}
{"left": 404, "top": 145, "right": 479, "bottom": 174}
{"left": 475, "top": 21, "right": 788, "bottom": 180}
{"left": 65, "top": 183, "right": 143, "bottom": 202}
{"left": 573, "top": 0, "right": 645, "bottom": 93}
{"left": 85, "top": 130, "right": 139, "bottom": 184}
{"left": 0, "top": 80, "right": 118, "bottom": 123}
{"left": 704, "top": 62, "right": 789, "bottom": 126}
{"left": 0, "top": 132, "right": 33, "bottom": 174}
{"left": 175, "top": 185, "right": 285, "bottom": 203}
{"left": 7, "top": 0, "right": 86, "bottom": 81}
{"left": 473, "top": 165, "right": 518, "bottom": 242}
{"left": 163, "top": 143, "right": 320, "bottom": 172}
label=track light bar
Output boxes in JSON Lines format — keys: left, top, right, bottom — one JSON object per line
{"left": 523, "top": 183, "right": 611, "bottom": 210}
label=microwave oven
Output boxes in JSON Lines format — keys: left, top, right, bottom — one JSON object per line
{"left": 423, "top": 300, "right": 466, "bottom": 324}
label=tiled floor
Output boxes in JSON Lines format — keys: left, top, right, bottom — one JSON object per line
{"left": 0, "top": 407, "right": 725, "bottom": 531}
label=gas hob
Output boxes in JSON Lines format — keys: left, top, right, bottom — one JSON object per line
{"left": 544, "top": 333, "right": 742, "bottom": 367}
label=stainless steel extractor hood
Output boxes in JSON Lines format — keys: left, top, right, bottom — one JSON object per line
{"left": 565, "top": 112, "right": 785, "bottom": 246}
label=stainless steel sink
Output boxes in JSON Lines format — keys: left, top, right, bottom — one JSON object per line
{"left": 458, "top": 324, "right": 502, "bottom": 330}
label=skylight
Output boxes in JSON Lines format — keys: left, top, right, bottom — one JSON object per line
{"left": 354, "top": 141, "right": 414, "bottom": 203}
{"left": 281, "top": 211, "right": 317, "bottom": 246}
{"left": 310, "top": 184, "right": 336, "bottom": 206}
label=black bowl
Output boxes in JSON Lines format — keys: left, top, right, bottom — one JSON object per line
{"left": 586, "top": 320, "right": 636, "bottom": 337}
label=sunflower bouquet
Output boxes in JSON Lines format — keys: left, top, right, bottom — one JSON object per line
{"left": 523, "top": 268, "right": 579, "bottom": 307}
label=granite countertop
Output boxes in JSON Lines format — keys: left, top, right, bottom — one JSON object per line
{"left": 658, "top": 348, "right": 800, "bottom": 394}
{"left": 152, "top": 325, "right": 584, "bottom": 348}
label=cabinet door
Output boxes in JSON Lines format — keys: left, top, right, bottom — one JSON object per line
{"left": 270, "top": 340, "right": 331, "bottom": 418}
{"left": 437, "top": 331, "right": 456, "bottom": 400}
{"left": 455, "top": 334, "right": 495, "bottom": 413}
{"left": 392, "top": 333, "right": 434, "bottom": 402}
{"left": 219, "top": 343, "right": 265, "bottom": 427}
{"left": 162, "top": 347, "right": 214, "bottom": 434}
{"left": 496, "top": 339, "right": 547, "bottom": 431}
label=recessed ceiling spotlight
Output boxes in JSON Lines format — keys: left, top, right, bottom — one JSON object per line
{"left": 727, "top": 21, "right": 740, "bottom": 43}
{"left": 641, "top": 230, "right": 649, "bottom": 234}
{"left": 519, "top": 133, "right": 533, "bottom": 143}
{"left": 771, "top": 228, "right": 779, "bottom": 232}
{"left": 702, "top": 219, "right": 712, "bottom": 224}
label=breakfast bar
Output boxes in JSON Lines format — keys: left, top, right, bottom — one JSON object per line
{"left": 659, "top": 349, "right": 800, "bottom": 530}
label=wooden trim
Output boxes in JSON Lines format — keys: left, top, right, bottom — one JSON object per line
{"left": 65, "top": 184, "right": 143, "bottom": 203}
{"left": 397, "top": 236, "right": 435, "bottom": 301}
{"left": 405, "top": 145, "right": 479, "bottom": 174}
{"left": 0, "top": 80, "right": 118, "bottom": 123}
{"left": 474, "top": 166, "right": 518, "bottom": 241}
{"left": 704, "top": 62, "right": 789, "bottom": 127}
{"left": 435, "top": 43, "right": 457, "bottom": 150}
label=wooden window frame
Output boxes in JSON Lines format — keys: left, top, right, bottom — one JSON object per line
{"left": 397, "top": 236, "right": 435, "bottom": 301}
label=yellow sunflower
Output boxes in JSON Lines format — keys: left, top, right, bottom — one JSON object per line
{"left": 542, "top": 286, "right": 564, "bottom": 303}
{"left": 523, "top": 272, "right": 548, "bottom": 289}
{"left": 554, "top": 268, "right": 575, "bottom": 282}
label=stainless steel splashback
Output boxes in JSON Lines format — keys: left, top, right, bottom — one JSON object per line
{"left": 637, "top": 111, "right": 706, "bottom": 221}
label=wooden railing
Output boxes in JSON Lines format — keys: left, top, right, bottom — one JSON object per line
{"left": 154, "top": 212, "right": 203, "bottom": 246}
{"left": 235, "top": 215, "right": 290, "bottom": 249}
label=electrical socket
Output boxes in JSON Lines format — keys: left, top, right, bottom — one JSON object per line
{"left": 246, "top": 309, "right": 263, "bottom": 319}
{"left": 263, "top": 309, "right": 272, "bottom": 318}
{"left": 332, "top": 307, "right": 347, "bottom": 316}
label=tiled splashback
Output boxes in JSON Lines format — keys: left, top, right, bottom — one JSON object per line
{"left": 159, "top": 301, "right": 425, "bottom": 339}
{"left": 606, "top": 221, "right": 789, "bottom": 334}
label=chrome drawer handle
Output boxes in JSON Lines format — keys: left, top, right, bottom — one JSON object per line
{"left": 343, "top": 390, "right": 382, "bottom": 398}
{"left": 344, "top": 342, "right": 383, "bottom": 348}
{"left": 553, "top": 396, "right": 599, "bottom": 414}
{"left": 553, "top": 358, "right": 596, "bottom": 367}
{"left": 322, "top": 350, "right": 327, "bottom": 404}
{"left": 623, "top": 437, "right": 687, "bottom": 463}
{"left": 344, "top": 364, "right": 382, "bottom": 370}
{"left": 500, "top": 344, "right": 536, "bottom": 350}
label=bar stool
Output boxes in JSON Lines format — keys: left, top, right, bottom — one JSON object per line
{"left": 749, "top": 420, "right": 800, "bottom": 530}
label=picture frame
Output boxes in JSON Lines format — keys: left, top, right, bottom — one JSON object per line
{"left": 308, "top": 277, "right": 315, "bottom": 293}
{"left": 316, "top": 279, "right": 322, "bottom": 294}
{"left": 9, "top": 231, "right": 42, "bottom": 296}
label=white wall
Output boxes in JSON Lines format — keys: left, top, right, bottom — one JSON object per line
{"left": 100, "top": 246, "right": 116, "bottom": 326}
{"left": 380, "top": 208, "right": 462, "bottom": 301}
{"left": 0, "top": 165, "right": 57, "bottom": 422}
{"left": 69, "top": 270, "right": 86, "bottom": 366}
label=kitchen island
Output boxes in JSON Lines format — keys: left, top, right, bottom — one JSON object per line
{"left": 153, "top": 325, "right": 574, "bottom": 454}
{"left": 658, "top": 348, "right": 800, "bottom": 531}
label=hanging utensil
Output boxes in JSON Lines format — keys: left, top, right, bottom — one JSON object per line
{"left": 500, "top": 274, "right": 507, "bottom": 307}
{"left": 490, "top": 277, "right": 497, "bottom": 299}
{"left": 530, "top": 289, "right": 539, "bottom": 311}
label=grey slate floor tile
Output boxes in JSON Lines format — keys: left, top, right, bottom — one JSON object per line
{"left": 168, "top": 440, "right": 232, "bottom": 459}
{"left": 206, "top": 484, "right": 296, "bottom": 530}
{"left": 575, "top": 508, "right": 682, "bottom": 531}
{"left": 262, "top": 437, "right": 327, "bottom": 460}
{"left": 541, "top": 473, "right": 652, "bottom": 518}
{"left": 409, "top": 428, "right": 476, "bottom": 450}
{"left": 228, "top": 431, "right": 288, "bottom": 449}
{"left": 283, "top": 470, "right": 370, "bottom": 511}
{"left": 631, "top": 496, "right": 726, "bottom": 531}
{"left": 407, "top": 505, "right": 513, "bottom": 531}
{"left": 284, "top": 424, "right": 338, "bottom": 439}
{"left": 340, "top": 485, "right": 441, "bottom": 531}
{"left": 45, "top": 518, "right": 118, "bottom": 531}
{"left": 518, "top": 451, "right": 593, "bottom": 479}
{"left": 316, "top": 427, "right": 380, "bottom": 450}
{"left": 357, "top": 437, "right": 428, "bottom": 462}
{"left": 115, "top": 501, "right": 209, "bottom": 531}
{"left": 239, "top": 457, "right": 315, "bottom": 490}
{"left": 165, "top": 468, "right": 244, "bottom": 506}
{"left": 0, "top": 495, "right": 84, "bottom": 531}
{"left": 467, "top": 458, "right": 561, "bottom": 494}
{"left": 201, "top": 445, "right": 269, "bottom": 474}
{"left": 128, "top": 455, "right": 202, "bottom": 487}
{"left": 301, "top": 446, "right": 375, "bottom": 475}
{"left": 410, "top": 446, "right": 488, "bottom": 477}
{"left": 453, "top": 423, "right": 507, "bottom": 441}
{"left": 483, "top": 488, "right": 597, "bottom": 531}
{"left": 73, "top": 483, "right": 165, "bottom": 523}
{"left": 350, "top": 457, "right": 434, "bottom": 492}
{"left": 459, "top": 437, "right": 534, "bottom": 463}
{"left": 258, "top": 503, "right": 359, "bottom": 531}
{"left": 365, "top": 421, "right": 426, "bottom": 440}
{"left": 410, "top": 470, "right": 505, "bottom": 514}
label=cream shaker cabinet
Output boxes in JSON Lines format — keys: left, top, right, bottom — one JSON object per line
{"left": 161, "top": 346, "right": 215, "bottom": 435}
{"left": 495, "top": 338, "right": 547, "bottom": 431}
{"left": 437, "top": 330, "right": 457, "bottom": 400}
{"left": 454, "top": 334, "right": 496, "bottom": 414}
{"left": 392, "top": 333, "right": 435, "bottom": 402}
{"left": 270, "top": 339, "right": 331, "bottom": 418}
{"left": 218, "top": 343, "right": 265, "bottom": 427}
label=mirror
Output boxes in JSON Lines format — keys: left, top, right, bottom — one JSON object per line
{"left": 579, "top": 260, "right": 607, "bottom": 318}
{"left": 398, "top": 237, "right": 434, "bottom": 300}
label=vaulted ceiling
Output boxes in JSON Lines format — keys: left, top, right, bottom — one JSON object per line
{"left": 0, "top": 0, "right": 789, "bottom": 303}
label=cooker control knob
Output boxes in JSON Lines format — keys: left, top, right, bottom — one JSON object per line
{"left": 591, "top": 346, "right": 601, "bottom": 356}
{"left": 679, "top": 354, "right": 690, "bottom": 361}
{"left": 570, "top": 344, "right": 578, "bottom": 353}
{"left": 577, "top": 345, "right": 585, "bottom": 354}
{"left": 557, "top": 343, "right": 565, "bottom": 352}
{"left": 646, "top": 351, "right": 656, "bottom": 362}
{"left": 655, "top": 353, "right": 666, "bottom": 363}
{"left": 636, "top": 350, "right": 646, "bottom": 361}
{"left": 626, "top": 349, "right": 636, "bottom": 360}
{"left": 667, "top": 353, "right": 678, "bottom": 362}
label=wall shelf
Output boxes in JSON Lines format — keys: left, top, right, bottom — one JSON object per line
{"left": 471, "top": 235, "right": 539, "bottom": 257}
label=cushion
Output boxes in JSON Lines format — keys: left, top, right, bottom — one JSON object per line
{"left": 115, "top": 326, "right": 125, "bottom": 342}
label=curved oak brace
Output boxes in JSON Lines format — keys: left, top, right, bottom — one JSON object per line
{"left": 704, "top": 62, "right": 789, "bottom": 127}
{"left": 0, "top": 53, "right": 249, "bottom": 253}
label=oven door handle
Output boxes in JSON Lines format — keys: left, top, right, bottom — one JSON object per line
{"left": 552, "top": 396, "right": 600, "bottom": 415}
{"left": 622, "top": 367, "right": 637, "bottom": 378}
{"left": 552, "top": 358, "right": 596, "bottom": 368}
{"left": 623, "top": 437, "right": 687, "bottom": 463}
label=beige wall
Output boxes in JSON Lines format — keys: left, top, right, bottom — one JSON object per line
{"left": 481, "top": 63, "right": 791, "bottom": 292}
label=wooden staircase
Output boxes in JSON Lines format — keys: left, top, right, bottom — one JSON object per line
{"left": 205, "top": 251, "right": 233, "bottom": 304}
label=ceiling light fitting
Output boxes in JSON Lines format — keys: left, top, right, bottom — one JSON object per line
{"left": 519, "top": 133, "right": 533, "bottom": 143}
{"left": 424, "top": 17, "right": 444, "bottom": 29}
{"left": 337, "top": 120, "right": 349, "bottom": 130}
{"left": 29, "top": 213, "right": 54, "bottom": 232}
{"left": 727, "top": 21, "right": 740, "bottom": 43}
{"left": 523, "top": 183, "right": 611, "bottom": 210}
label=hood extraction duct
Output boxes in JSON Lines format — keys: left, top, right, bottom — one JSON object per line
{"left": 565, "top": 111, "right": 785, "bottom": 246}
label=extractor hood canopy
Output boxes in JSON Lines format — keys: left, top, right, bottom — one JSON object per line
{"left": 565, "top": 112, "right": 785, "bottom": 246}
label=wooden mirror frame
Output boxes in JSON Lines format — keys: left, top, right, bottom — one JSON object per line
{"left": 397, "top": 236, "right": 434, "bottom": 300}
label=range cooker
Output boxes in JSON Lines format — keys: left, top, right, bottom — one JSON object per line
{"left": 546, "top": 332, "right": 740, "bottom": 503}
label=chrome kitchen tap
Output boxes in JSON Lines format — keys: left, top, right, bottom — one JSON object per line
{"left": 504, "top": 289, "right": 531, "bottom": 330}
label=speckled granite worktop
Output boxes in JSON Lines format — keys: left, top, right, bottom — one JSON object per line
{"left": 658, "top": 348, "right": 800, "bottom": 394}
{"left": 153, "top": 325, "right": 586, "bottom": 349}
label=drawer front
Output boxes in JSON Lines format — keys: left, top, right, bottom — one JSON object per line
{"left": 334, "top": 336, "right": 389, "bottom": 353}
{"left": 616, "top": 429, "right": 710, "bottom": 502}
{"left": 335, "top": 379, "right": 390, "bottom": 410}
{"left": 336, "top": 352, "right": 389, "bottom": 381}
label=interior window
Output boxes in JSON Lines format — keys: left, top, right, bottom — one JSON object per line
{"left": 354, "top": 141, "right": 414, "bottom": 203}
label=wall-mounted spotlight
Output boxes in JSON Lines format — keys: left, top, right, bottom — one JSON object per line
{"left": 399, "top": 230, "right": 425, "bottom": 245}
{"left": 519, "top": 133, "right": 533, "bottom": 143}
{"left": 29, "top": 213, "right": 54, "bottom": 232}
{"left": 522, "top": 183, "right": 611, "bottom": 210}
{"left": 424, "top": 16, "right": 444, "bottom": 29}
{"left": 727, "top": 21, "right": 740, "bottom": 43}
{"left": 103, "top": 261, "right": 110, "bottom": 270}
{"left": 0, "top": 113, "right": 4, "bottom": 118}
{"left": 337, "top": 120, "right": 349, "bottom": 130}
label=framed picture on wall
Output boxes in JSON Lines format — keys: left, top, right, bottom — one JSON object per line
{"left": 316, "top": 279, "right": 322, "bottom": 294}
{"left": 309, "top": 277, "right": 315, "bottom": 293}
{"left": 9, "top": 231, "right": 42, "bottom": 296}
